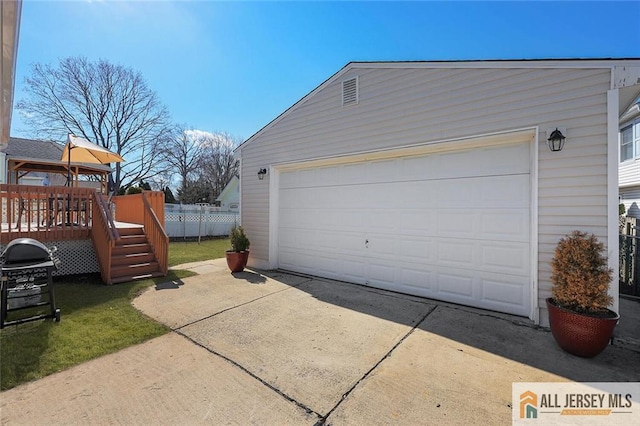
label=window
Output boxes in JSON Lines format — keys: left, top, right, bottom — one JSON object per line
{"left": 620, "top": 120, "right": 640, "bottom": 162}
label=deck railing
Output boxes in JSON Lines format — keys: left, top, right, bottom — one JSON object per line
{"left": 112, "top": 191, "right": 168, "bottom": 275}
{"left": 91, "top": 191, "right": 121, "bottom": 284}
{"left": 0, "top": 184, "right": 95, "bottom": 244}
{"left": 141, "top": 193, "right": 169, "bottom": 275}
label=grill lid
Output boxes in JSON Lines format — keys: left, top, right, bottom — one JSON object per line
{"left": 1, "top": 238, "right": 53, "bottom": 265}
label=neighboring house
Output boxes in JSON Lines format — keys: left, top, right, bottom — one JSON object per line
{"left": 619, "top": 100, "right": 640, "bottom": 217}
{"left": 235, "top": 59, "right": 640, "bottom": 327}
{"left": 216, "top": 175, "right": 239, "bottom": 212}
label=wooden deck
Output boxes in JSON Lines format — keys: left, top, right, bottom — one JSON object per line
{"left": 1, "top": 184, "right": 168, "bottom": 284}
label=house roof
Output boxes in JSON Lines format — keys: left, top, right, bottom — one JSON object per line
{"left": 236, "top": 58, "right": 640, "bottom": 153}
{"left": 6, "top": 136, "right": 111, "bottom": 174}
{"left": 7, "top": 137, "right": 65, "bottom": 161}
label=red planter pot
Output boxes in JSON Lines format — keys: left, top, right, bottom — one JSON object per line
{"left": 225, "top": 251, "right": 249, "bottom": 273}
{"left": 546, "top": 298, "right": 619, "bottom": 358}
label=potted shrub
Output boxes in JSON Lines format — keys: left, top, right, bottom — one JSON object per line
{"left": 546, "top": 230, "right": 619, "bottom": 357}
{"left": 225, "top": 226, "right": 250, "bottom": 273}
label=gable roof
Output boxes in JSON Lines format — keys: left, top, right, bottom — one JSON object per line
{"left": 236, "top": 58, "right": 640, "bottom": 153}
{"left": 6, "top": 137, "right": 64, "bottom": 161}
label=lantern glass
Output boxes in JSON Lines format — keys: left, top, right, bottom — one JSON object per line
{"left": 547, "top": 129, "right": 566, "bottom": 152}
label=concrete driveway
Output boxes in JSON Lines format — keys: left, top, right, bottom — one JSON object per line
{"left": 2, "top": 260, "right": 639, "bottom": 425}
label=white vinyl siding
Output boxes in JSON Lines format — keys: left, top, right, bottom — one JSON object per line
{"left": 240, "top": 64, "right": 612, "bottom": 325}
{"left": 620, "top": 187, "right": 640, "bottom": 218}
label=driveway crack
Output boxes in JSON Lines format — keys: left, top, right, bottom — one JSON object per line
{"left": 315, "top": 305, "right": 439, "bottom": 425}
{"left": 173, "top": 329, "right": 323, "bottom": 421}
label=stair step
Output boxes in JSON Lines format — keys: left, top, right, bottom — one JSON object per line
{"left": 111, "top": 261, "right": 160, "bottom": 278}
{"left": 112, "top": 243, "right": 151, "bottom": 256}
{"left": 110, "top": 270, "right": 165, "bottom": 285}
{"left": 117, "top": 227, "right": 145, "bottom": 237}
{"left": 111, "top": 252, "right": 155, "bottom": 266}
{"left": 117, "top": 235, "right": 148, "bottom": 245}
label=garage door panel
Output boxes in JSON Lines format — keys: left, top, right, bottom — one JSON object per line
{"left": 482, "top": 277, "right": 527, "bottom": 305}
{"left": 340, "top": 258, "right": 365, "bottom": 280}
{"left": 436, "top": 211, "right": 476, "bottom": 238}
{"left": 399, "top": 212, "right": 438, "bottom": 233}
{"left": 366, "top": 235, "right": 395, "bottom": 255}
{"left": 479, "top": 211, "right": 530, "bottom": 241}
{"left": 401, "top": 183, "right": 438, "bottom": 208}
{"left": 437, "top": 240, "right": 475, "bottom": 268}
{"left": 367, "top": 211, "right": 397, "bottom": 231}
{"left": 399, "top": 155, "right": 440, "bottom": 180}
{"left": 316, "top": 166, "right": 342, "bottom": 186}
{"left": 438, "top": 144, "right": 529, "bottom": 179}
{"left": 395, "top": 238, "right": 437, "bottom": 261}
{"left": 436, "top": 180, "right": 478, "bottom": 208}
{"left": 331, "top": 210, "right": 366, "bottom": 231}
{"left": 369, "top": 263, "right": 395, "bottom": 284}
{"left": 277, "top": 141, "right": 531, "bottom": 317}
{"left": 480, "top": 243, "right": 529, "bottom": 276}
{"left": 306, "top": 230, "right": 337, "bottom": 250}
{"left": 399, "top": 268, "right": 434, "bottom": 290}
{"left": 368, "top": 159, "right": 398, "bottom": 182}
{"left": 481, "top": 175, "right": 530, "bottom": 207}
{"left": 436, "top": 272, "right": 475, "bottom": 298}
{"left": 342, "top": 163, "right": 370, "bottom": 184}
{"left": 480, "top": 275, "right": 530, "bottom": 316}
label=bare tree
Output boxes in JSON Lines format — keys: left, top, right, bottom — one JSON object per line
{"left": 199, "top": 131, "right": 241, "bottom": 200}
{"left": 160, "top": 126, "right": 207, "bottom": 198}
{"left": 16, "top": 57, "right": 173, "bottom": 193}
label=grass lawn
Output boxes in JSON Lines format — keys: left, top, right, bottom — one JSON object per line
{"left": 1, "top": 239, "right": 228, "bottom": 391}
{"left": 168, "top": 237, "right": 230, "bottom": 266}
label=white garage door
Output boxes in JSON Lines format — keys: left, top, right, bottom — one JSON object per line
{"left": 277, "top": 142, "right": 531, "bottom": 316}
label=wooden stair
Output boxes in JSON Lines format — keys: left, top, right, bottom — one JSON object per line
{"left": 110, "top": 227, "right": 164, "bottom": 284}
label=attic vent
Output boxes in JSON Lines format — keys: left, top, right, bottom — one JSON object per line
{"left": 342, "top": 76, "right": 359, "bottom": 106}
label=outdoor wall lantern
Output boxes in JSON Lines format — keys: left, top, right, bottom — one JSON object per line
{"left": 547, "top": 128, "right": 566, "bottom": 152}
{"left": 257, "top": 168, "right": 267, "bottom": 180}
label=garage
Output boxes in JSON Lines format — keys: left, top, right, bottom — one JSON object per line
{"left": 277, "top": 139, "right": 532, "bottom": 316}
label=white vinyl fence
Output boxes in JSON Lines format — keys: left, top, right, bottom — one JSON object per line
{"left": 164, "top": 204, "right": 239, "bottom": 239}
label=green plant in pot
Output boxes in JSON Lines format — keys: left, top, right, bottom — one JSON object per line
{"left": 226, "top": 226, "right": 250, "bottom": 273}
{"left": 547, "top": 230, "right": 619, "bottom": 357}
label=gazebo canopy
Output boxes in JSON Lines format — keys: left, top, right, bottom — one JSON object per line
{"left": 5, "top": 137, "right": 112, "bottom": 192}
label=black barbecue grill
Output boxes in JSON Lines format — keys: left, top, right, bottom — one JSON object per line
{"left": 1, "top": 238, "right": 61, "bottom": 328}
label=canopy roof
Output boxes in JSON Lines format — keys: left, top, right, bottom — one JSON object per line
{"left": 5, "top": 137, "right": 112, "bottom": 192}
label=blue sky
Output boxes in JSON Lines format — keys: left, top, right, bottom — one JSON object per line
{"left": 11, "top": 1, "right": 640, "bottom": 142}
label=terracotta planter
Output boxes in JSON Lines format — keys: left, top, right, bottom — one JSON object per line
{"left": 225, "top": 251, "right": 249, "bottom": 273}
{"left": 546, "top": 298, "right": 619, "bottom": 358}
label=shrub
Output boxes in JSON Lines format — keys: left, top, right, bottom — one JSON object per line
{"left": 619, "top": 203, "right": 626, "bottom": 216}
{"left": 550, "top": 230, "right": 613, "bottom": 314}
{"left": 126, "top": 186, "right": 143, "bottom": 195}
{"left": 229, "top": 226, "right": 250, "bottom": 252}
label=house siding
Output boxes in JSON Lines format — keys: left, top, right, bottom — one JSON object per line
{"left": 240, "top": 64, "right": 612, "bottom": 324}
{"left": 620, "top": 160, "right": 640, "bottom": 187}
{"left": 620, "top": 187, "right": 640, "bottom": 218}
